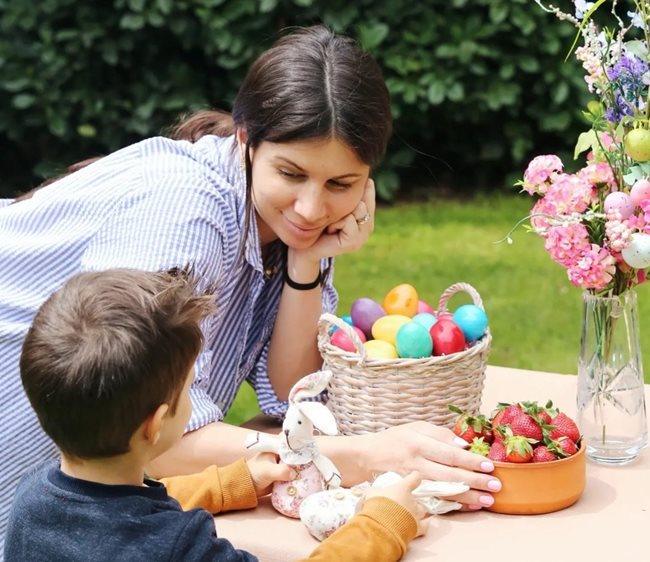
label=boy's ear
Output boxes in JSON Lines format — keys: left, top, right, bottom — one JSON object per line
{"left": 142, "top": 404, "right": 169, "bottom": 446}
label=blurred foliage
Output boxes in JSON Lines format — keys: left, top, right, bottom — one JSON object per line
{"left": 0, "top": 0, "right": 589, "bottom": 199}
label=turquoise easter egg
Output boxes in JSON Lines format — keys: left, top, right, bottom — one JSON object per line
{"left": 452, "top": 304, "right": 488, "bottom": 341}
{"left": 395, "top": 321, "right": 433, "bottom": 359}
{"left": 412, "top": 312, "right": 437, "bottom": 331}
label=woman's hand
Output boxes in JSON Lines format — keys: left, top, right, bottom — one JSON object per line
{"left": 297, "top": 177, "right": 376, "bottom": 263}
{"left": 319, "top": 421, "right": 502, "bottom": 510}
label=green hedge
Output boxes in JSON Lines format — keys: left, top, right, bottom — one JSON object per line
{"left": 0, "top": 0, "right": 588, "bottom": 199}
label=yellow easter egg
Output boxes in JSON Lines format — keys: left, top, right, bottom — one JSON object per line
{"left": 371, "top": 314, "right": 411, "bottom": 345}
{"left": 363, "top": 339, "right": 398, "bottom": 360}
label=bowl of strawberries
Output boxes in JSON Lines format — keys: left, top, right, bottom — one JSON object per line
{"left": 450, "top": 401, "right": 586, "bottom": 515}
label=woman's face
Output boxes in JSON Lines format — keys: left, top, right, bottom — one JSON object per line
{"left": 249, "top": 137, "right": 370, "bottom": 249}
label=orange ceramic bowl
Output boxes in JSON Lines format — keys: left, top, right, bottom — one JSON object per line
{"left": 487, "top": 441, "right": 586, "bottom": 515}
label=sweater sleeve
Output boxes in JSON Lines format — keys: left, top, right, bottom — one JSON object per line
{"left": 160, "top": 459, "right": 258, "bottom": 514}
{"left": 172, "top": 510, "right": 259, "bottom": 562}
{"left": 297, "top": 497, "right": 418, "bottom": 562}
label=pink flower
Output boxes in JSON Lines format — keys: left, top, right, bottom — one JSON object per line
{"left": 545, "top": 173, "right": 596, "bottom": 214}
{"left": 567, "top": 244, "right": 617, "bottom": 290}
{"left": 544, "top": 224, "right": 591, "bottom": 266}
{"left": 578, "top": 161, "right": 617, "bottom": 189}
{"left": 523, "top": 155, "right": 564, "bottom": 195}
{"left": 605, "top": 217, "right": 635, "bottom": 252}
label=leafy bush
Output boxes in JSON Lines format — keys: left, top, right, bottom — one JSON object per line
{"left": 0, "top": 0, "right": 589, "bottom": 199}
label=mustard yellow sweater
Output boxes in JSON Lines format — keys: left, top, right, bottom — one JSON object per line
{"left": 161, "top": 459, "right": 417, "bottom": 562}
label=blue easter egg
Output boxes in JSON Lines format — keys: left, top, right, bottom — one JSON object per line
{"left": 395, "top": 321, "right": 433, "bottom": 359}
{"left": 412, "top": 312, "right": 437, "bottom": 331}
{"left": 452, "top": 304, "right": 488, "bottom": 341}
{"left": 342, "top": 315, "right": 354, "bottom": 326}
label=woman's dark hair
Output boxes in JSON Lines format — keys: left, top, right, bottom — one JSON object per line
{"left": 171, "top": 25, "right": 393, "bottom": 263}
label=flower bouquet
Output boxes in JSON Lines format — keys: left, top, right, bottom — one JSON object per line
{"left": 514, "top": 0, "right": 650, "bottom": 464}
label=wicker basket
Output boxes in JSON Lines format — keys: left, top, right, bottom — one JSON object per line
{"left": 318, "top": 282, "right": 491, "bottom": 435}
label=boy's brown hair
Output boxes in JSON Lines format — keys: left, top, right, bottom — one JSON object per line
{"left": 20, "top": 268, "right": 215, "bottom": 459}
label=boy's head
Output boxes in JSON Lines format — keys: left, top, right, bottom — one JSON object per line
{"left": 20, "top": 268, "right": 215, "bottom": 460}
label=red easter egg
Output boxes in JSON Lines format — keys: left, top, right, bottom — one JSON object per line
{"left": 429, "top": 319, "right": 466, "bottom": 356}
{"left": 330, "top": 326, "right": 366, "bottom": 353}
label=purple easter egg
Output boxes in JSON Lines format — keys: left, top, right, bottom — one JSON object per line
{"left": 350, "top": 298, "right": 386, "bottom": 338}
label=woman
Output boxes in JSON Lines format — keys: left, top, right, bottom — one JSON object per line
{"left": 0, "top": 25, "right": 500, "bottom": 542}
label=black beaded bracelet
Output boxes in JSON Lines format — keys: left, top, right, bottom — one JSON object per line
{"left": 283, "top": 261, "right": 322, "bottom": 290}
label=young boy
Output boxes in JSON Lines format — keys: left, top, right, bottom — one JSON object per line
{"left": 5, "top": 268, "right": 426, "bottom": 562}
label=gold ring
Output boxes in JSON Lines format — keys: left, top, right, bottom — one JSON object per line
{"left": 356, "top": 213, "right": 370, "bottom": 225}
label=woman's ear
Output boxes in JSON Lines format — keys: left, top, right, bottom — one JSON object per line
{"left": 142, "top": 404, "right": 169, "bottom": 446}
{"left": 235, "top": 128, "right": 249, "bottom": 162}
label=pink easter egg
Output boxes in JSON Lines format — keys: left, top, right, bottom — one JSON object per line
{"left": 330, "top": 326, "right": 366, "bottom": 352}
{"left": 630, "top": 179, "right": 650, "bottom": 206}
{"left": 272, "top": 462, "right": 324, "bottom": 518}
{"left": 417, "top": 299, "right": 435, "bottom": 314}
{"left": 604, "top": 191, "right": 635, "bottom": 219}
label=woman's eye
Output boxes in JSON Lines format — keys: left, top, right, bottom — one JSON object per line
{"left": 279, "top": 169, "right": 302, "bottom": 180}
{"left": 329, "top": 180, "right": 352, "bottom": 190}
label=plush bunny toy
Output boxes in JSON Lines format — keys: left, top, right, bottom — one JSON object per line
{"left": 244, "top": 369, "right": 342, "bottom": 518}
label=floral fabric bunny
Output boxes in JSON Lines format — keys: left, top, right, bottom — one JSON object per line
{"left": 244, "top": 369, "right": 342, "bottom": 518}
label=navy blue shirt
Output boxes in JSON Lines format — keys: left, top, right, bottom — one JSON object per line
{"left": 4, "top": 462, "right": 258, "bottom": 562}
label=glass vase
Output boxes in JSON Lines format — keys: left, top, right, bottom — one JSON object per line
{"left": 576, "top": 290, "right": 647, "bottom": 464}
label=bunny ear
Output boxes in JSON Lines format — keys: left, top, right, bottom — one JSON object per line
{"left": 289, "top": 369, "right": 333, "bottom": 403}
{"left": 298, "top": 402, "right": 338, "bottom": 436}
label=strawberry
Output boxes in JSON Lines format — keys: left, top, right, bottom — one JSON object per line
{"left": 548, "top": 413, "right": 580, "bottom": 443}
{"left": 449, "top": 405, "right": 493, "bottom": 443}
{"left": 487, "top": 440, "right": 507, "bottom": 462}
{"left": 509, "top": 412, "right": 543, "bottom": 441}
{"left": 491, "top": 403, "right": 523, "bottom": 429}
{"left": 532, "top": 445, "right": 557, "bottom": 463}
{"left": 468, "top": 437, "right": 491, "bottom": 457}
{"left": 548, "top": 436, "right": 578, "bottom": 458}
{"left": 504, "top": 434, "right": 536, "bottom": 463}
{"left": 520, "top": 400, "right": 557, "bottom": 425}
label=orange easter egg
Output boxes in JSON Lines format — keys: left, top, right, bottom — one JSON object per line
{"left": 383, "top": 284, "right": 419, "bottom": 317}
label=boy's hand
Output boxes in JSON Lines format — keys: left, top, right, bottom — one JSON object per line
{"left": 363, "top": 471, "right": 429, "bottom": 537}
{"left": 247, "top": 453, "right": 296, "bottom": 497}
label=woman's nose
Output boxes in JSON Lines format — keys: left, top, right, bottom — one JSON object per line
{"left": 294, "top": 183, "right": 327, "bottom": 223}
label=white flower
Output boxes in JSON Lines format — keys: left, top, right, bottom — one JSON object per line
{"left": 628, "top": 10, "right": 644, "bottom": 29}
{"left": 575, "top": 0, "right": 595, "bottom": 20}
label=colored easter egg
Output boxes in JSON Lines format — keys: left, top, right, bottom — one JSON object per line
{"left": 429, "top": 319, "right": 466, "bottom": 356}
{"left": 371, "top": 314, "right": 411, "bottom": 345}
{"left": 383, "top": 284, "right": 419, "bottom": 317}
{"left": 622, "top": 232, "right": 650, "bottom": 268}
{"left": 412, "top": 312, "right": 437, "bottom": 331}
{"left": 417, "top": 299, "right": 435, "bottom": 314}
{"left": 604, "top": 191, "right": 635, "bottom": 219}
{"left": 350, "top": 298, "right": 386, "bottom": 338}
{"left": 395, "top": 321, "right": 433, "bottom": 358}
{"left": 630, "top": 179, "right": 650, "bottom": 206}
{"left": 330, "top": 314, "right": 354, "bottom": 334}
{"left": 452, "top": 304, "right": 489, "bottom": 341}
{"left": 330, "top": 326, "right": 366, "bottom": 353}
{"left": 363, "top": 339, "right": 398, "bottom": 360}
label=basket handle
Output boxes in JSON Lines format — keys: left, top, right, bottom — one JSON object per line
{"left": 437, "top": 282, "right": 485, "bottom": 315}
{"left": 318, "top": 312, "right": 368, "bottom": 363}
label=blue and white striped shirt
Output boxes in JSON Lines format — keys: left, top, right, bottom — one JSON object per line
{"left": 0, "top": 134, "right": 338, "bottom": 550}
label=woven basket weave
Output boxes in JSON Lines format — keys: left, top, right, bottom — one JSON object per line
{"left": 318, "top": 282, "right": 491, "bottom": 435}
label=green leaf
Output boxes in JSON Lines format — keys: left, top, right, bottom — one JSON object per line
{"left": 357, "top": 22, "right": 389, "bottom": 50}
{"left": 489, "top": 3, "right": 509, "bottom": 24}
{"left": 427, "top": 81, "right": 445, "bottom": 105}
{"left": 259, "top": 0, "right": 277, "bottom": 13}
{"left": 120, "top": 14, "right": 145, "bottom": 30}
{"left": 573, "top": 129, "right": 596, "bottom": 160}
{"left": 12, "top": 93, "right": 35, "bottom": 109}
{"left": 77, "top": 124, "right": 97, "bottom": 138}
{"left": 625, "top": 40, "right": 648, "bottom": 60}
{"left": 447, "top": 82, "right": 464, "bottom": 102}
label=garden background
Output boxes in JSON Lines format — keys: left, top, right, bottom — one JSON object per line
{"left": 2, "top": 0, "right": 648, "bottom": 423}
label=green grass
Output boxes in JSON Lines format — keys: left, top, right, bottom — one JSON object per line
{"left": 225, "top": 193, "right": 650, "bottom": 424}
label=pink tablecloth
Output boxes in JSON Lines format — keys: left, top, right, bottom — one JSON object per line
{"left": 215, "top": 365, "right": 650, "bottom": 561}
